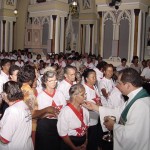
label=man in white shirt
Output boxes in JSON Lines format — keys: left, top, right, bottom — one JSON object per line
{"left": 0, "top": 59, "right": 11, "bottom": 118}
{"left": 141, "top": 59, "right": 150, "bottom": 82}
{"left": 116, "top": 58, "right": 128, "bottom": 72}
{"left": 94, "top": 61, "right": 107, "bottom": 89}
{"left": 84, "top": 57, "right": 95, "bottom": 69}
{"left": 0, "top": 59, "right": 11, "bottom": 93}
{"left": 83, "top": 68, "right": 150, "bottom": 150}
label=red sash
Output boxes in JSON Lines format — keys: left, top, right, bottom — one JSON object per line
{"left": 44, "top": 90, "right": 63, "bottom": 119}
{"left": 67, "top": 103, "right": 88, "bottom": 137}
{"left": 85, "top": 84, "right": 101, "bottom": 104}
{"left": 52, "top": 101, "right": 63, "bottom": 111}
{"left": 92, "top": 93, "right": 101, "bottom": 104}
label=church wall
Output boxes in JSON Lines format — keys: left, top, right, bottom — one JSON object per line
{"left": 15, "top": 0, "right": 30, "bottom": 50}
{"left": 119, "top": 19, "right": 129, "bottom": 59}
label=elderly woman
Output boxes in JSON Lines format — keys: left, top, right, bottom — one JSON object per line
{"left": 82, "top": 69, "right": 101, "bottom": 150}
{"left": 57, "top": 84, "right": 89, "bottom": 150}
{"left": 35, "top": 71, "right": 66, "bottom": 150}
{"left": 0, "top": 81, "right": 33, "bottom": 150}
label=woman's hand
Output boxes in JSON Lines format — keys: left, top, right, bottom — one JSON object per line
{"left": 46, "top": 106, "right": 60, "bottom": 117}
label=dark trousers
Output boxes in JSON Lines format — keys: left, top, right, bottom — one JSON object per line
{"left": 87, "top": 125, "right": 99, "bottom": 150}
{"left": 35, "top": 118, "right": 61, "bottom": 150}
{"left": 61, "top": 135, "right": 86, "bottom": 150}
{"left": 101, "top": 131, "right": 113, "bottom": 150}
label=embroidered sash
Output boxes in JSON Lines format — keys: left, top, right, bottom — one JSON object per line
{"left": 68, "top": 103, "right": 88, "bottom": 137}
{"left": 44, "top": 90, "right": 63, "bottom": 118}
{"left": 119, "top": 89, "right": 149, "bottom": 125}
{"left": 85, "top": 84, "right": 101, "bottom": 104}
{"left": 52, "top": 101, "right": 63, "bottom": 111}
{"left": 92, "top": 93, "right": 101, "bottom": 104}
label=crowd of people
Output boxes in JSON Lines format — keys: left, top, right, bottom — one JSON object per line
{"left": 0, "top": 49, "right": 149, "bottom": 150}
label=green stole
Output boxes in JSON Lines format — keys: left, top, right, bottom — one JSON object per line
{"left": 119, "top": 89, "right": 149, "bottom": 125}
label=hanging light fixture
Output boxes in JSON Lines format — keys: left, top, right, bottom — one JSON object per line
{"left": 69, "top": 0, "right": 78, "bottom": 17}
{"left": 13, "top": 9, "right": 18, "bottom": 15}
{"left": 72, "top": 0, "right": 77, "bottom": 6}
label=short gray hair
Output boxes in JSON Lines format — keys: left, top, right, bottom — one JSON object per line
{"left": 69, "top": 84, "right": 85, "bottom": 99}
{"left": 41, "top": 71, "right": 56, "bottom": 88}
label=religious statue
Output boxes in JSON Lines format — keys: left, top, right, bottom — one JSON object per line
{"left": 6, "top": 0, "right": 14, "bottom": 5}
{"left": 83, "top": 0, "right": 91, "bottom": 9}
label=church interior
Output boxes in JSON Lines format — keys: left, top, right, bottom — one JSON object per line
{"left": 0, "top": 0, "right": 150, "bottom": 65}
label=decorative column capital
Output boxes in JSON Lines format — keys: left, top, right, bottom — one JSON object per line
{"left": 98, "top": 12, "right": 102, "bottom": 17}
{"left": 3, "top": 20, "right": 6, "bottom": 24}
{"left": 90, "top": 24, "right": 93, "bottom": 28}
{"left": 134, "top": 9, "right": 140, "bottom": 16}
{"left": 52, "top": 15, "right": 57, "bottom": 21}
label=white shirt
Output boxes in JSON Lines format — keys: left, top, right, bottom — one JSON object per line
{"left": 84, "top": 62, "right": 95, "bottom": 69}
{"left": 15, "top": 61, "right": 24, "bottom": 67}
{"left": 0, "top": 101, "right": 33, "bottom": 150}
{"left": 99, "top": 77, "right": 115, "bottom": 106}
{"left": 57, "top": 79, "right": 73, "bottom": 101}
{"left": 116, "top": 65, "right": 128, "bottom": 71}
{"left": 93, "top": 68, "right": 103, "bottom": 83}
{"left": 25, "top": 58, "right": 33, "bottom": 63}
{"left": 130, "top": 64, "right": 141, "bottom": 73}
{"left": 141, "top": 67, "right": 150, "bottom": 79}
{"left": 45, "top": 59, "right": 51, "bottom": 65}
{"left": 37, "top": 90, "right": 66, "bottom": 112}
{"left": 0, "top": 71, "right": 9, "bottom": 93}
{"left": 57, "top": 105, "right": 89, "bottom": 137}
{"left": 70, "top": 62, "right": 76, "bottom": 67}
{"left": 107, "top": 87, "right": 124, "bottom": 108}
{"left": 99, "top": 87, "right": 150, "bottom": 150}
{"left": 83, "top": 84, "right": 100, "bottom": 126}
{"left": 54, "top": 60, "right": 66, "bottom": 68}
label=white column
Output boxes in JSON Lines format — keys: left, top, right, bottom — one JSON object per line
{"left": 83, "top": 24, "right": 86, "bottom": 54}
{"left": 49, "top": 16, "right": 53, "bottom": 40}
{"left": 128, "top": 22, "right": 132, "bottom": 62}
{"left": 101, "top": 14, "right": 104, "bottom": 57}
{"left": 5, "top": 20, "right": 8, "bottom": 52}
{"left": 9, "top": 21, "right": 13, "bottom": 52}
{"left": 55, "top": 16, "right": 60, "bottom": 54}
{"left": 95, "top": 20, "right": 98, "bottom": 56}
{"left": 137, "top": 10, "right": 142, "bottom": 58}
{"left": 85, "top": 24, "right": 90, "bottom": 54}
{"left": 60, "top": 17, "right": 65, "bottom": 52}
{"left": 130, "top": 10, "right": 135, "bottom": 62}
{"left": 92, "top": 24, "right": 95, "bottom": 54}
{"left": 141, "top": 11, "right": 146, "bottom": 60}
{"left": 0, "top": 20, "right": 3, "bottom": 51}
